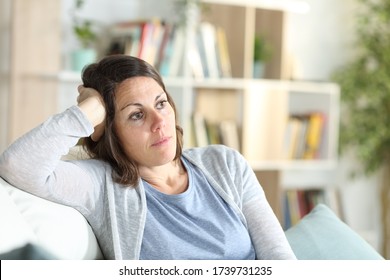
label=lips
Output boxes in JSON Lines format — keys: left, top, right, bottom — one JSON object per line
{"left": 151, "top": 136, "right": 171, "bottom": 147}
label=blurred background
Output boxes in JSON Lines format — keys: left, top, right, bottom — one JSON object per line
{"left": 0, "top": 0, "right": 388, "bottom": 258}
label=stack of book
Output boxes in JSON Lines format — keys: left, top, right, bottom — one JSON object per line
{"left": 282, "top": 112, "right": 326, "bottom": 160}
{"left": 106, "top": 19, "right": 232, "bottom": 79}
{"left": 191, "top": 112, "right": 240, "bottom": 151}
{"left": 282, "top": 188, "right": 342, "bottom": 229}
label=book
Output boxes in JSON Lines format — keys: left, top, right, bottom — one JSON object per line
{"left": 167, "top": 26, "right": 185, "bottom": 77}
{"left": 283, "top": 113, "right": 325, "bottom": 160}
{"left": 106, "top": 20, "right": 170, "bottom": 70}
{"left": 149, "top": 19, "right": 166, "bottom": 67}
{"left": 215, "top": 26, "right": 232, "bottom": 78}
{"left": 192, "top": 112, "right": 209, "bottom": 147}
{"left": 187, "top": 43, "right": 205, "bottom": 79}
{"left": 219, "top": 120, "right": 240, "bottom": 151}
{"left": 297, "top": 190, "right": 310, "bottom": 217}
{"left": 283, "top": 194, "right": 292, "bottom": 229}
{"left": 283, "top": 188, "right": 338, "bottom": 228}
{"left": 158, "top": 25, "right": 177, "bottom": 76}
{"left": 286, "top": 190, "right": 301, "bottom": 226}
{"left": 206, "top": 122, "right": 222, "bottom": 145}
{"left": 199, "top": 22, "right": 220, "bottom": 79}
{"left": 303, "top": 112, "right": 325, "bottom": 159}
{"left": 155, "top": 22, "right": 174, "bottom": 72}
{"left": 283, "top": 116, "right": 302, "bottom": 159}
{"left": 293, "top": 115, "right": 309, "bottom": 159}
{"left": 107, "top": 22, "right": 141, "bottom": 56}
{"left": 138, "top": 21, "right": 154, "bottom": 63}
{"left": 108, "top": 21, "right": 145, "bottom": 56}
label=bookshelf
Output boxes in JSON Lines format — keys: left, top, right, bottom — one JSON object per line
{"left": 9, "top": 0, "right": 340, "bottom": 227}
{"left": 178, "top": 0, "right": 341, "bottom": 225}
{"left": 188, "top": 78, "right": 340, "bottom": 225}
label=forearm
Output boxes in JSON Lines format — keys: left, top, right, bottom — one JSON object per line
{"left": 77, "top": 86, "right": 106, "bottom": 141}
{"left": 77, "top": 95, "right": 105, "bottom": 128}
{"left": 244, "top": 197, "right": 296, "bottom": 260}
{"left": 240, "top": 158, "right": 296, "bottom": 260}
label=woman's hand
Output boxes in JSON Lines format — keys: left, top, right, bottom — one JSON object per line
{"left": 77, "top": 85, "right": 106, "bottom": 142}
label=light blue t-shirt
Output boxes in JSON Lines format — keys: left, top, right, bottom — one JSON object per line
{"left": 140, "top": 158, "right": 255, "bottom": 260}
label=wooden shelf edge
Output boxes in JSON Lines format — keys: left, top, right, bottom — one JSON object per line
{"left": 249, "top": 159, "right": 338, "bottom": 171}
{"left": 32, "top": 72, "right": 339, "bottom": 92}
{"left": 202, "top": 0, "right": 310, "bottom": 14}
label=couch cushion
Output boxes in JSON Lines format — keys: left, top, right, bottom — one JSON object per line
{"left": 0, "top": 177, "right": 103, "bottom": 259}
{"left": 285, "top": 203, "right": 384, "bottom": 260}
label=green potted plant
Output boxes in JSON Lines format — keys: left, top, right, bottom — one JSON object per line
{"left": 253, "top": 34, "right": 272, "bottom": 78}
{"left": 331, "top": 0, "right": 390, "bottom": 258}
{"left": 70, "top": 0, "right": 98, "bottom": 72}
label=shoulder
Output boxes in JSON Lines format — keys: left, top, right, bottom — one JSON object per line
{"left": 183, "top": 145, "right": 256, "bottom": 211}
{"left": 184, "top": 144, "right": 237, "bottom": 158}
{"left": 183, "top": 145, "right": 246, "bottom": 169}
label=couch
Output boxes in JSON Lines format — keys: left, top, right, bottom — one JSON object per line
{"left": 0, "top": 171, "right": 384, "bottom": 260}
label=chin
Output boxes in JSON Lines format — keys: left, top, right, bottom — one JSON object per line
{"left": 150, "top": 148, "right": 176, "bottom": 165}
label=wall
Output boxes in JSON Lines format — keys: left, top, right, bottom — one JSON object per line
{"left": 338, "top": 151, "right": 382, "bottom": 250}
{"left": 286, "top": 0, "right": 357, "bottom": 81}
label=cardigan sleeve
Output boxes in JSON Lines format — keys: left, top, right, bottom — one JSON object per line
{"left": 236, "top": 150, "right": 297, "bottom": 260}
{"left": 0, "top": 106, "right": 105, "bottom": 213}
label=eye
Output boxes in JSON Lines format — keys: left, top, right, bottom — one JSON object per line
{"left": 157, "top": 100, "right": 168, "bottom": 109}
{"left": 129, "top": 111, "right": 144, "bottom": 121}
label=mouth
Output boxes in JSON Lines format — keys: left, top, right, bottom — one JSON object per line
{"left": 151, "top": 136, "right": 171, "bottom": 147}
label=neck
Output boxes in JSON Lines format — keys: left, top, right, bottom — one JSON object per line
{"left": 139, "top": 159, "right": 188, "bottom": 195}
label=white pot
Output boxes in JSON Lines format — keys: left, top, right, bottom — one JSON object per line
{"left": 253, "top": 61, "right": 265, "bottom": 78}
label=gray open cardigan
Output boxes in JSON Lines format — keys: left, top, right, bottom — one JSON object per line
{"left": 0, "top": 106, "right": 296, "bottom": 260}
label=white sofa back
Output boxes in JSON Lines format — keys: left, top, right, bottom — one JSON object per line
{"left": 0, "top": 176, "right": 103, "bottom": 259}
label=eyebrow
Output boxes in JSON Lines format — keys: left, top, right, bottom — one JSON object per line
{"left": 120, "top": 92, "right": 166, "bottom": 111}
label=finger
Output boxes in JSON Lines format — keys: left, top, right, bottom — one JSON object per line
{"left": 77, "top": 86, "right": 95, "bottom": 104}
{"left": 91, "top": 123, "right": 105, "bottom": 142}
{"left": 77, "top": 85, "right": 83, "bottom": 103}
{"left": 78, "top": 85, "right": 85, "bottom": 94}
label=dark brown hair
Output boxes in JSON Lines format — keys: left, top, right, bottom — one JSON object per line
{"left": 81, "top": 55, "right": 184, "bottom": 186}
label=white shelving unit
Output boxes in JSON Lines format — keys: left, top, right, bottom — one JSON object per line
{"left": 183, "top": 0, "right": 340, "bottom": 224}
{"left": 34, "top": 0, "right": 340, "bottom": 225}
{"left": 203, "top": 0, "right": 310, "bottom": 13}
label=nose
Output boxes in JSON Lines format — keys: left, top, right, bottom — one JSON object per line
{"left": 150, "top": 110, "right": 165, "bottom": 132}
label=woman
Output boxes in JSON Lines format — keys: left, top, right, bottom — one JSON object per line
{"left": 0, "top": 55, "right": 296, "bottom": 260}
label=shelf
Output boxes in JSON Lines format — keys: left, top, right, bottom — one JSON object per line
{"left": 202, "top": 0, "right": 310, "bottom": 14}
{"left": 249, "top": 159, "right": 337, "bottom": 171}
{"left": 33, "top": 72, "right": 339, "bottom": 94}
{"left": 194, "top": 78, "right": 339, "bottom": 93}
{"left": 33, "top": 71, "right": 81, "bottom": 83}
{"left": 30, "top": 71, "right": 194, "bottom": 88}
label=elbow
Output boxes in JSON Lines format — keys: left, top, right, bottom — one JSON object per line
{"left": 0, "top": 150, "right": 40, "bottom": 189}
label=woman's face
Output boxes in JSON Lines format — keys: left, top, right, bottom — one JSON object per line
{"left": 114, "top": 76, "right": 177, "bottom": 169}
